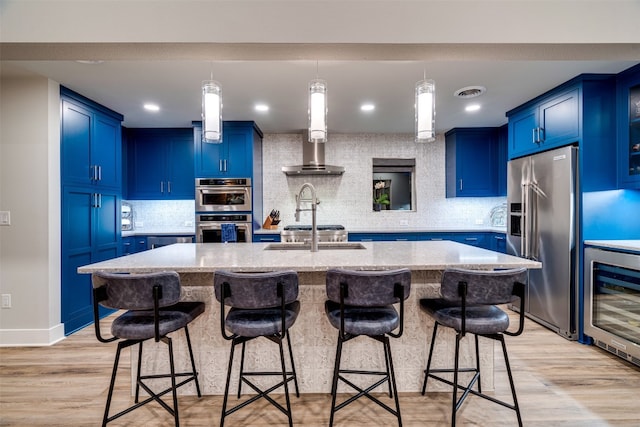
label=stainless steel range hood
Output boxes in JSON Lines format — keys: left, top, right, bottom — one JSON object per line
{"left": 282, "top": 132, "right": 344, "bottom": 176}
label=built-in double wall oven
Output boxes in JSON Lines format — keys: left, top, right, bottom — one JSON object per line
{"left": 584, "top": 247, "right": 640, "bottom": 367}
{"left": 195, "top": 178, "right": 253, "bottom": 243}
{"left": 195, "top": 178, "right": 252, "bottom": 212}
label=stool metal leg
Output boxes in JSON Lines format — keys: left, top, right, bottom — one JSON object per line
{"left": 165, "top": 336, "right": 180, "bottom": 427}
{"left": 499, "top": 335, "right": 523, "bottom": 427}
{"left": 278, "top": 336, "right": 294, "bottom": 427}
{"left": 103, "top": 342, "right": 124, "bottom": 427}
{"left": 237, "top": 341, "right": 246, "bottom": 398}
{"left": 421, "top": 322, "right": 439, "bottom": 395}
{"left": 286, "top": 331, "right": 300, "bottom": 397}
{"left": 384, "top": 338, "right": 393, "bottom": 398}
{"left": 474, "top": 334, "right": 482, "bottom": 394}
{"left": 384, "top": 336, "right": 403, "bottom": 427}
{"left": 329, "top": 334, "right": 344, "bottom": 427}
{"left": 220, "top": 338, "right": 238, "bottom": 427}
{"left": 183, "top": 325, "right": 202, "bottom": 397}
{"left": 134, "top": 341, "right": 143, "bottom": 403}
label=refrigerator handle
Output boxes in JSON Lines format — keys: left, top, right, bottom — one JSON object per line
{"left": 520, "top": 183, "right": 530, "bottom": 258}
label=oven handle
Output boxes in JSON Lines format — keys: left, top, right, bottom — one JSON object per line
{"left": 196, "top": 187, "right": 251, "bottom": 194}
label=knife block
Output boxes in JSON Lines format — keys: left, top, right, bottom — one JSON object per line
{"left": 262, "top": 216, "right": 280, "bottom": 230}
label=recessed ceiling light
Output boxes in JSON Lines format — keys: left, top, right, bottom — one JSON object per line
{"left": 454, "top": 86, "right": 486, "bottom": 99}
{"left": 144, "top": 103, "right": 160, "bottom": 112}
{"left": 255, "top": 104, "right": 269, "bottom": 112}
{"left": 360, "top": 103, "right": 375, "bottom": 112}
{"left": 465, "top": 104, "right": 481, "bottom": 112}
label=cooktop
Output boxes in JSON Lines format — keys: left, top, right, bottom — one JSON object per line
{"left": 283, "top": 225, "right": 345, "bottom": 231}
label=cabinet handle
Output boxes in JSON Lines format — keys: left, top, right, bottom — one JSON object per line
{"left": 459, "top": 179, "right": 463, "bottom": 191}
{"left": 97, "top": 165, "right": 102, "bottom": 181}
{"left": 465, "top": 237, "right": 478, "bottom": 241}
{"left": 97, "top": 193, "right": 102, "bottom": 208}
{"left": 167, "top": 181, "right": 172, "bottom": 193}
{"left": 494, "top": 236, "right": 505, "bottom": 240}
{"left": 532, "top": 128, "right": 538, "bottom": 145}
{"left": 223, "top": 159, "right": 228, "bottom": 172}
{"left": 219, "top": 159, "right": 223, "bottom": 172}
{"left": 539, "top": 127, "right": 544, "bottom": 143}
{"left": 160, "top": 181, "right": 164, "bottom": 193}
{"left": 90, "top": 165, "right": 97, "bottom": 181}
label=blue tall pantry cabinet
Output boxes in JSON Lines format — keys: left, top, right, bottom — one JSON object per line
{"left": 60, "top": 87, "right": 123, "bottom": 335}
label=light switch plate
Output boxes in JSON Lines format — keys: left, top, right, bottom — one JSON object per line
{"left": 0, "top": 211, "right": 10, "bottom": 226}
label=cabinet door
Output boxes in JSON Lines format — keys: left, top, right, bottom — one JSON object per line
{"left": 166, "top": 135, "right": 195, "bottom": 198}
{"left": 617, "top": 65, "right": 640, "bottom": 188}
{"left": 194, "top": 125, "right": 226, "bottom": 177}
{"left": 92, "top": 113, "right": 122, "bottom": 189}
{"left": 61, "top": 100, "right": 93, "bottom": 186}
{"left": 457, "top": 134, "right": 497, "bottom": 196}
{"left": 128, "top": 133, "right": 166, "bottom": 199}
{"left": 224, "top": 127, "right": 251, "bottom": 177}
{"left": 508, "top": 108, "right": 538, "bottom": 159}
{"left": 539, "top": 88, "right": 579, "bottom": 148}
{"left": 61, "top": 187, "right": 95, "bottom": 334}
{"left": 94, "top": 191, "right": 120, "bottom": 259}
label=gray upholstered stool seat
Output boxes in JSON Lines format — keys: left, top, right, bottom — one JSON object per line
{"left": 420, "top": 267, "right": 527, "bottom": 427}
{"left": 91, "top": 271, "right": 203, "bottom": 427}
{"left": 325, "top": 268, "right": 411, "bottom": 427}
{"left": 420, "top": 299, "right": 509, "bottom": 335}
{"left": 214, "top": 270, "right": 301, "bottom": 427}
{"left": 325, "top": 301, "right": 399, "bottom": 336}
{"left": 112, "top": 301, "right": 205, "bottom": 340}
{"left": 226, "top": 301, "right": 300, "bottom": 337}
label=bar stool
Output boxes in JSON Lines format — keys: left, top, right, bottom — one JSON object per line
{"left": 91, "top": 271, "right": 204, "bottom": 427}
{"left": 420, "top": 267, "right": 527, "bottom": 427}
{"left": 213, "top": 270, "right": 301, "bottom": 427}
{"left": 325, "top": 268, "right": 411, "bottom": 427}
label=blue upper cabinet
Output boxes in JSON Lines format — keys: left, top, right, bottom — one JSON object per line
{"left": 616, "top": 63, "right": 640, "bottom": 189}
{"left": 193, "top": 121, "right": 263, "bottom": 178}
{"left": 445, "top": 127, "right": 503, "bottom": 197}
{"left": 126, "top": 128, "right": 195, "bottom": 199}
{"left": 507, "top": 87, "right": 579, "bottom": 159}
{"left": 61, "top": 90, "right": 122, "bottom": 190}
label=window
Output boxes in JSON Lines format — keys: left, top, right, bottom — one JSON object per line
{"left": 372, "top": 158, "right": 415, "bottom": 211}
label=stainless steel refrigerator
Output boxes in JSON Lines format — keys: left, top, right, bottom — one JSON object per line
{"left": 507, "top": 145, "right": 579, "bottom": 340}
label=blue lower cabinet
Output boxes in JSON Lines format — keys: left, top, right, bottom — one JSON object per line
{"left": 253, "top": 233, "right": 281, "bottom": 243}
{"left": 491, "top": 233, "right": 507, "bottom": 253}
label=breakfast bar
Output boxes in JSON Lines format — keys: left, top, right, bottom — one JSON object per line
{"left": 78, "top": 240, "right": 541, "bottom": 395}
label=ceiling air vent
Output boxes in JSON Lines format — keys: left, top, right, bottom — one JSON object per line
{"left": 454, "top": 86, "right": 486, "bottom": 99}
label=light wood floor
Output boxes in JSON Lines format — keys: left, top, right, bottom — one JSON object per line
{"left": 2, "top": 310, "right": 639, "bottom": 426}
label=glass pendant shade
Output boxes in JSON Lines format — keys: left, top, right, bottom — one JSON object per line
{"left": 415, "top": 79, "right": 436, "bottom": 143}
{"left": 202, "top": 80, "right": 222, "bottom": 143}
{"left": 308, "top": 79, "right": 327, "bottom": 143}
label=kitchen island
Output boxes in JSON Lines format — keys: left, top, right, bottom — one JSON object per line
{"left": 78, "top": 240, "right": 540, "bottom": 395}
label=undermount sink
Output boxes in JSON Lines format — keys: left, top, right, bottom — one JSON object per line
{"left": 264, "top": 242, "right": 366, "bottom": 251}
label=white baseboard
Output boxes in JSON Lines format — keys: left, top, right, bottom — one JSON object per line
{"left": 0, "top": 323, "right": 66, "bottom": 347}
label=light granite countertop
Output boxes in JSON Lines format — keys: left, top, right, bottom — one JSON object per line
{"left": 78, "top": 240, "right": 540, "bottom": 274}
{"left": 584, "top": 240, "right": 640, "bottom": 253}
{"left": 253, "top": 226, "right": 507, "bottom": 235}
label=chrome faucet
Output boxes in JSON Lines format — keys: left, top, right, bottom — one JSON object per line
{"left": 295, "top": 183, "right": 320, "bottom": 252}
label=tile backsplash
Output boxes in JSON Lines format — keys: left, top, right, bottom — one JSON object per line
{"left": 126, "top": 131, "right": 506, "bottom": 233}
{"left": 261, "top": 132, "right": 505, "bottom": 230}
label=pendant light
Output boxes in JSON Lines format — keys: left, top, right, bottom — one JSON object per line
{"left": 415, "top": 77, "right": 436, "bottom": 143}
{"left": 202, "top": 79, "right": 223, "bottom": 143}
{"left": 308, "top": 62, "right": 327, "bottom": 143}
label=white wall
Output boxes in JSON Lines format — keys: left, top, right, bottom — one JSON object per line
{"left": 261, "top": 133, "right": 504, "bottom": 229}
{"left": 0, "top": 75, "right": 64, "bottom": 346}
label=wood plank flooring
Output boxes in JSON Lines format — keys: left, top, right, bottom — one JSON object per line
{"left": 2, "top": 310, "right": 639, "bottom": 426}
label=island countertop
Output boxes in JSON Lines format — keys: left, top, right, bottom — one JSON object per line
{"left": 77, "top": 240, "right": 540, "bottom": 395}
{"left": 78, "top": 240, "right": 540, "bottom": 274}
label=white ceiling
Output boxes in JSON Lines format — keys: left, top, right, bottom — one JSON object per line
{"left": 3, "top": 58, "right": 636, "bottom": 134}
{"left": 1, "top": 1, "right": 639, "bottom": 135}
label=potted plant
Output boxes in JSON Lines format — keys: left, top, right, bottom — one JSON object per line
{"left": 373, "top": 181, "right": 390, "bottom": 211}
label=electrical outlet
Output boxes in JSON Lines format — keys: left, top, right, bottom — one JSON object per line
{"left": 184, "top": 220, "right": 194, "bottom": 227}
{"left": 399, "top": 220, "right": 409, "bottom": 227}
{"left": 135, "top": 221, "right": 144, "bottom": 228}
{"left": 1, "top": 294, "right": 11, "bottom": 308}
{"left": 0, "top": 211, "right": 10, "bottom": 226}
